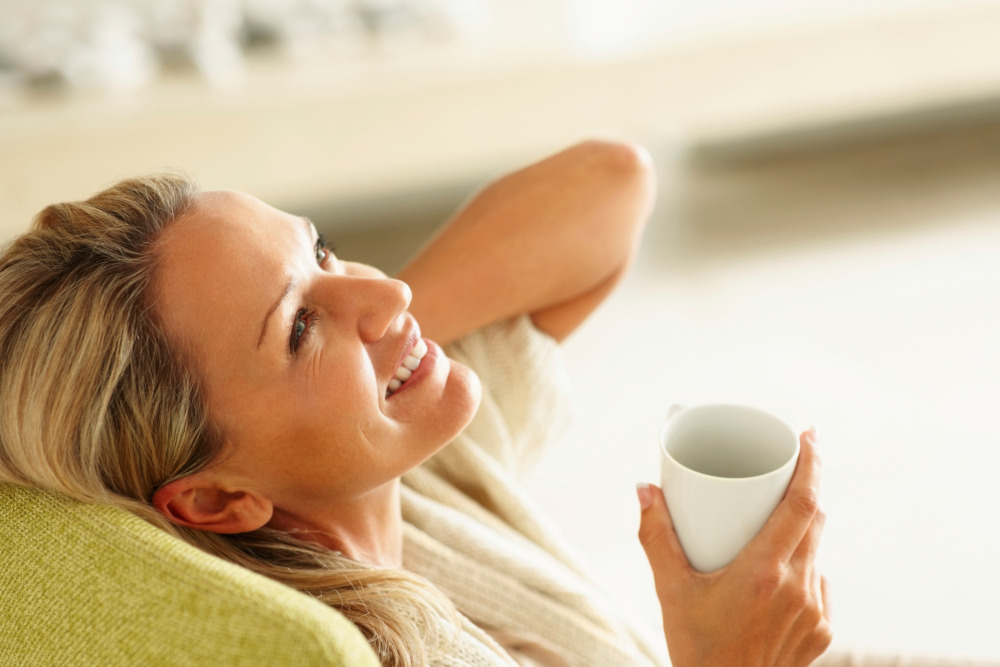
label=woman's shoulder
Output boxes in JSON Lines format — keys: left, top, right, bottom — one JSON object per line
{"left": 445, "top": 314, "right": 557, "bottom": 372}
{"left": 443, "top": 314, "right": 573, "bottom": 478}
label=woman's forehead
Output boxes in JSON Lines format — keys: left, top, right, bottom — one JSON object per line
{"left": 164, "top": 190, "right": 310, "bottom": 255}
{"left": 152, "top": 190, "right": 305, "bottom": 365}
{"left": 189, "top": 189, "right": 271, "bottom": 227}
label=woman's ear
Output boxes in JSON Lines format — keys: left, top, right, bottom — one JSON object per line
{"left": 152, "top": 474, "right": 273, "bottom": 534}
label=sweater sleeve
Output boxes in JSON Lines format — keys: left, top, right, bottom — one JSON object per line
{"left": 442, "top": 315, "right": 574, "bottom": 479}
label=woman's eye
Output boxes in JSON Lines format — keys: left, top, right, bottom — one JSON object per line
{"left": 290, "top": 308, "right": 312, "bottom": 353}
{"left": 314, "top": 232, "right": 335, "bottom": 266}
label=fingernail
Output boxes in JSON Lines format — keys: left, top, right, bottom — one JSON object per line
{"left": 636, "top": 482, "right": 654, "bottom": 510}
{"left": 808, "top": 425, "right": 819, "bottom": 443}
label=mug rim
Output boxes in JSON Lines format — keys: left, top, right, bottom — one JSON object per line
{"left": 659, "top": 403, "right": 800, "bottom": 482}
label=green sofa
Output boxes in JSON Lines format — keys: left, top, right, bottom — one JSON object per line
{"left": 0, "top": 484, "right": 379, "bottom": 666}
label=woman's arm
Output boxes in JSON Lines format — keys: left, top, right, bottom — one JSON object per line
{"left": 396, "top": 140, "right": 656, "bottom": 345}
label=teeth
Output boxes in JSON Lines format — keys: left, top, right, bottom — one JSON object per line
{"left": 387, "top": 338, "right": 428, "bottom": 398}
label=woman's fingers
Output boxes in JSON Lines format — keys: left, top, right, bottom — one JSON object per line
{"left": 820, "top": 575, "right": 832, "bottom": 622}
{"left": 774, "top": 567, "right": 834, "bottom": 666}
{"left": 746, "top": 430, "right": 822, "bottom": 566}
{"left": 794, "top": 574, "right": 835, "bottom": 665}
{"left": 636, "top": 483, "right": 691, "bottom": 586}
{"left": 791, "top": 499, "right": 826, "bottom": 569}
{"left": 811, "top": 570, "right": 823, "bottom": 615}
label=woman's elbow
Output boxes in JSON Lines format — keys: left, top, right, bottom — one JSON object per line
{"left": 577, "top": 139, "right": 658, "bottom": 261}
{"left": 582, "top": 137, "right": 656, "bottom": 216}
{"left": 587, "top": 139, "right": 655, "bottom": 177}
{"left": 579, "top": 139, "right": 656, "bottom": 191}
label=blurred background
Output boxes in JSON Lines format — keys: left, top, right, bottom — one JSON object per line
{"left": 2, "top": 0, "right": 999, "bottom": 662}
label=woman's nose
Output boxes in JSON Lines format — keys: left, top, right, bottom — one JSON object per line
{"left": 323, "top": 271, "right": 412, "bottom": 343}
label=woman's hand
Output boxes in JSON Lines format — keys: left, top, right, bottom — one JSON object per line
{"left": 637, "top": 430, "right": 832, "bottom": 667}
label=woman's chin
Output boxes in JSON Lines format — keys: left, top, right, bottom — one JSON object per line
{"left": 432, "top": 357, "right": 481, "bottom": 446}
{"left": 450, "top": 360, "right": 482, "bottom": 429}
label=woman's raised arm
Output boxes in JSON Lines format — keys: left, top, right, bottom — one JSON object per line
{"left": 396, "top": 140, "right": 656, "bottom": 345}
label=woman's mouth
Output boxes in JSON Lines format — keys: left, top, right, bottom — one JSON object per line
{"left": 386, "top": 338, "right": 428, "bottom": 398}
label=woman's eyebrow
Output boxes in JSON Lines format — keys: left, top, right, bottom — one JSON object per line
{"left": 257, "top": 278, "right": 296, "bottom": 350}
{"left": 255, "top": 216, "right": 314, "bottom": 350}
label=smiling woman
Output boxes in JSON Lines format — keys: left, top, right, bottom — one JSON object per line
{"left": 150, "top": 189, "right": 481, "bottom": 562}
{"left": 0, "top": 140, "right": 841, "bottom": 666}
{"left": 0, "top": 141, "right": 665, "bottom": 666}
{"left": 0, "top": 172, "right": 458, "bottom": 665}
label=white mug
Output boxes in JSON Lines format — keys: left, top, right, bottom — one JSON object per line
{"left": 659, "top": 404, "right": 800, "bottom": 573}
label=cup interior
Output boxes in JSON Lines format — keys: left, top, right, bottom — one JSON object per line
{"left": 661, "top": 404, "right": 798, "bottom": 479}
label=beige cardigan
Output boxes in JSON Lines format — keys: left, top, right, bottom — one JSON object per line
{"left": 402, "top": 316, "right": 664, "bottom": 666}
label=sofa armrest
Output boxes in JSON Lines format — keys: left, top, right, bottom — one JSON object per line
{"left": 0, "top": 484, "right": 379, "bottom": 666}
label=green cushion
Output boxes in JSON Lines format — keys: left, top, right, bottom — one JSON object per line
{"left": 0, "top": 484, "right": 379, "bottom": 666}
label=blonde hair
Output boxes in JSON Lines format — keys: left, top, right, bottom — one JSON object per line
{"left": 0, "top": 175, "right": 457, "bottom": 665}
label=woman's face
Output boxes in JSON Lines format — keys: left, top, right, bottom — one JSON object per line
{"left": 153, "top": 190, "right": 481, "bottom": 516}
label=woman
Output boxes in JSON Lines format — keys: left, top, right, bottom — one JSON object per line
{"left": 0, "top": 140, "right": 832, "bottom": 666}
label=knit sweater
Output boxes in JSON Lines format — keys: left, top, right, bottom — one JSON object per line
{"left": 402, "top": 316, "right": 664, "bottom": 666}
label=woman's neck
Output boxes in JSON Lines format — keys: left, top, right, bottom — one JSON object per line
{"left": 267, "top": 479, "right": 403, "bottom": 568}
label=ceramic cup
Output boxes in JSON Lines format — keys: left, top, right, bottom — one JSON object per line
{"left": 659, "top": 403, "right": 800, "bottom": 573}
